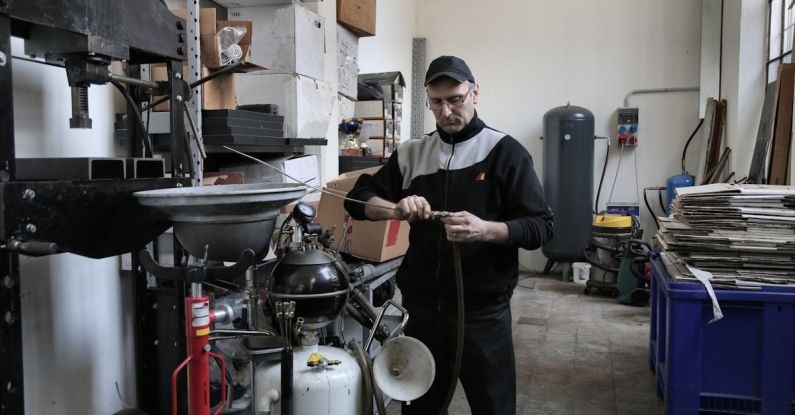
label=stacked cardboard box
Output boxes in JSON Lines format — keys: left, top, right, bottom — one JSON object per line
{"left": 229, "top": 3, "right": 337, "bottom": 139}
{"left": 152, "top": 8, "right": 253, "bottom": 112}
{"left": 316, "top": 167, "right": 409, "bottom": 262}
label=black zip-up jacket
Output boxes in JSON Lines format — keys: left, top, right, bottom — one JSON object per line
{"left": 345, "top": 114, "right": 553, "bottom": 311}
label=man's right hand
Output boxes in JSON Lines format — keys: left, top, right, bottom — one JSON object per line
{"left": 394, "top": 195, "right": 431, "bottom": 222}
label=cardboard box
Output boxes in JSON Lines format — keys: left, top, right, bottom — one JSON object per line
{"left": 337, "top": 24, "right": 359, "bottom": 100}
{"left": 337, "top": 0, "right": 376, "bottom": 37}
{"left": 229, "top": 4, "right": 325, "bottom": 80}
{"left": 325, "top": 166, "right": 380, "bottom": 191}
{"left": 151, "top": 65, "right": 236, "bottom": 111}
{"left": 203, "top": 171, "right": 245, "bottom": 185}
{"left": 206, "top": 20, "right": 253, "bottom": 69}
{"left": 235, "top": 72, "right": 334, "bottom": 138}
{"left": 316, "top": 168, "right": 409, "bottom": 262}
{"left": 171, "top": 9, "right": 254, "bottom": 69}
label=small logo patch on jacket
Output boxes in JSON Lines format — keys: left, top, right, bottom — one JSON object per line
{"left": 475, "top": 172, "right": 486, "bottom": 181}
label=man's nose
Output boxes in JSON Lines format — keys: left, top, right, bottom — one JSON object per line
{"left": 440, "top": 103, "right": 453, "bottom": 118}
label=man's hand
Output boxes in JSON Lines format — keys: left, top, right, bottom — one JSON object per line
{"left": 394, "top": 195, "right": 431, "bottom": 222}
{"left": 441, "top": 211, "right": 510, "bottom": 244}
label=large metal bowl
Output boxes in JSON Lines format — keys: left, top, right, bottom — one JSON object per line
{"left": 135, "top": 183, "right": 306, "bottom": 261}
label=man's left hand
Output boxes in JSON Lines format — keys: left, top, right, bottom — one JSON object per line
{"left": 442, "top": 211, "right": 508, "bottom": 243}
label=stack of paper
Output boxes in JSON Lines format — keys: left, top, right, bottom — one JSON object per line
{"left": 657, "top": 184, "right": 795, "bottom": 288}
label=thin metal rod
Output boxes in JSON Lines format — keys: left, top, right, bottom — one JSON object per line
{"left": 12, "top": 54, "right": 63, "bottom": 68}
{"left": 182, "top": 101, "right": 207, "bottom": 159}
{"left": 109, "top": 73, "right": 160, "bottom": 89}
{"left": 222, "top": 145, "right": 395, "bottom": 212}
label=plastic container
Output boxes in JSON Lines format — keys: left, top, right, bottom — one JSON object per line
{"left": 649, "top": 257, "right": 795, "bottom": 415}
{"left": 572, "top": 262, "right": 590, "bottom": 285}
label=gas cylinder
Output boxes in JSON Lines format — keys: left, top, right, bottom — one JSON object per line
{"left": 255, "top": 334, "right": 363, "bottom": 414}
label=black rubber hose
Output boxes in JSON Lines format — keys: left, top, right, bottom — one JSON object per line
{"left": 594, "top": 138, "right": 610, "bottom": 213}
{"left": 110, "top": 80, "right": 153, "bottom": 157}
{"left": 643, "top": 188, "right": 660, "bottom": 230}
{"left": 281, "top": 349, "right": 293, "bottom": 415}
{"left": 141, "top": 61, "right": 243, "bottom": 112}
{"left": 681, "top": 118, "right": 705, "bottom": 173}
{"left": 657, "top": 190, "right": 665, "bottom": 215}
{"left": 439, "top": 243, "right": 464, "bottom": 415}
{"left": 349, "top": 341, "right": 374, "bottom": 415}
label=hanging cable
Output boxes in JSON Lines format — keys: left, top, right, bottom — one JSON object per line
{"left": 680, "top": 118, "right": 705, "bottom": 173}
{"left": 607, "top": 144, "right": 625, "bottom": 205}
{"left": 111, "top": 80, "right": 153, "bottom": 157}
{"left": 642, "top": 187, "right": 666, "bottom": 230}
{"left": 594, "top": 136, "right": 610, "bottom": 214}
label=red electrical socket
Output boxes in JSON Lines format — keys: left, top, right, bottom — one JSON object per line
{"left": 628, "top": 135, "right": 637, "bottom": 145}
{"left": 618, "top": 134, "right": 628, "bottom": 145}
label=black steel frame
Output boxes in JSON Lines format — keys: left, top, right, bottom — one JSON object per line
{"left": 0, "top": 1, "right": 196, "bottom": 413}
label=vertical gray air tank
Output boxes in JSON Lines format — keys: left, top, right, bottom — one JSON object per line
{"left": 542, "top": 104, "right": 594, "bottom": 262}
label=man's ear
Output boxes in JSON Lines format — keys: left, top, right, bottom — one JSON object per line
{"left": 472, "top": 83, "right": 479, "bottom": 104}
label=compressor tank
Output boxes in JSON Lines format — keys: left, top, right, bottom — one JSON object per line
{"left": 542, "top": 104, "right": 595, "bottom": 262}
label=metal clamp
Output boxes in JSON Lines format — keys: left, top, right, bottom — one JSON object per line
{"left": 364, "top": 299, "right": 409, "bottom": 352}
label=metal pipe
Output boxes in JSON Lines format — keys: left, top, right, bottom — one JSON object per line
{"left": 210, "top": 329, "right": 275, "bottom": 336}
{"left": 257, "top": 389, "right": 280, "bottom": 414}
{"left": 246, "top": 266, "right": 258, "bottom": 330}
{"left": 109, "top": 73, "right": 160, "bottom": 89}
{"left": 349, "top": 289, "right": 378, "bottom": 322}
{"left": 190, "top": 282, "right": 202, "bottom": 298}
{"left": 353, "top": 257, "right": 403, "bottom": 284}
{"left": 623, "top": 86, "right": 699, "bottom": 107}
{"left": 365, "top": 299, "right": 408, "bottom": 352}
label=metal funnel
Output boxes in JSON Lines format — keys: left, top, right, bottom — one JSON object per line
{"left": 135, "top": 183, "right": 306, "bottom": 261}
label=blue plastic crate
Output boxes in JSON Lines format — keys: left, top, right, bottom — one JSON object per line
{"left": 650, "top": 258, "right": 795, "bottom": 415}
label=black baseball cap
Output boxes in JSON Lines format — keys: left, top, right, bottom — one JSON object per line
{"left": 424, "top": 55, "right": 475, "bottom": 86}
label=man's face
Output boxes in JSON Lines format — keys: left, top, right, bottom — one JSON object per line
{"left": 426, "top": 78, "right": 479, "bottom": 134}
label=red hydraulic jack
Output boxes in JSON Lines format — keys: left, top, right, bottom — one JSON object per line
{"left": 171, "top": 284, "right": 226, "bottom": 415}
{"left": 138, "top": 248, "right": 256, "bottom": 415}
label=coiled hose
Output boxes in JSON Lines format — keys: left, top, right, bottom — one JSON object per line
{"left": 439, "top": 242, "right": 465, "bottom": 414}
{"left": 350, "top": 340, "right": 387, "bottom": 414}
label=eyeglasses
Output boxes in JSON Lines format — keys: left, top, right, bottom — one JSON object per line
{"left": 426, "top": 83, "right": 473, "bottom": 111}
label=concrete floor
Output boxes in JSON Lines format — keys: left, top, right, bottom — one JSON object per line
{"left": 387, "top": 273, "right": 664, "bottom": 415}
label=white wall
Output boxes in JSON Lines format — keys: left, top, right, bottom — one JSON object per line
{"left": 416, "top": 0, "right": 704, "bottom": 270}
{"left": 721, "top": 0, "right": 767, "bottom": 178}
{"left": 358, "top": 0, "right": 417, "bottom": 144}
{"left": 11, "top": 38, "right": 135, "bottom": 414}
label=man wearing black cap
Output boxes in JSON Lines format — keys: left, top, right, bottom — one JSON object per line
{"left": 345, "top": 56, "right": 553, "bottom": 414}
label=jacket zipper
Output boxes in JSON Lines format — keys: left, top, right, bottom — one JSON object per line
{"left": 435, "top": 138, "right": 456, "bottom": 312}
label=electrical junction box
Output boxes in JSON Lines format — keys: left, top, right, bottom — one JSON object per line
{"left": 617, "top": 107, "right": 638, "bottom": 146}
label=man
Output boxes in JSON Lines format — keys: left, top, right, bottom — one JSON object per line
{"left": 344, "top": 55, "right": 553, "bottom": 414}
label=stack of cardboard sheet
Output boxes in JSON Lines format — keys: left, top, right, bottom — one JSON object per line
{"left": 657, "top": 184, "right": 795, "bottom": 288}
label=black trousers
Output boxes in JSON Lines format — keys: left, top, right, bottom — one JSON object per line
{"left": 401, "top": 298, "right": 516, "bottom": 415}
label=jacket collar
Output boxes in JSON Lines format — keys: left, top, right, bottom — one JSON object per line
{"left": 436, "top": 112, "right": 484, "bottom": 144}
